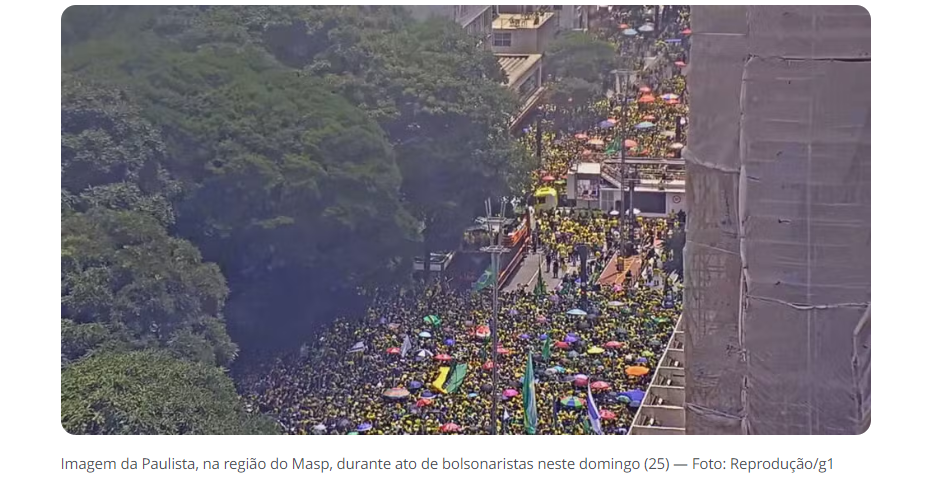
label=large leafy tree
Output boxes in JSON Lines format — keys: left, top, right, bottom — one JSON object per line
{"left": 545, "top": 31, "right": 615, "bottom": 89}
{"left": 61, "top": 207, "right": 236, "bottom": 366}
{"left": 61, "top": 350, "right": 278, "bottom": 435}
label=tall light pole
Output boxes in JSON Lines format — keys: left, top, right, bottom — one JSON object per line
{"left": 481, "top": 198, "right": 509, "bottom": 435}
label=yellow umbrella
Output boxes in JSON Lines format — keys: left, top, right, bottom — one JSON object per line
{"left": 587, "top": 346, "right": 605, "bottom": 355}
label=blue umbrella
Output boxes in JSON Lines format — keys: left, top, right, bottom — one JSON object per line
{"left": 467, "top": 392, "right": 479, "bottom": 398}
{"left": 422, "top": 391, "right": 437, "bottom": 399}
{"left": 565, "top": 335, "right": 579, "bottom": 344}
{"left": 666, "top": 38, "right": 682, "bottom": 44}
{"left": 636, "top": 357, "right": 648, "bottom": 364}
{"left": 567, "top": 332, "right": 578, "bottom": 338}
{"left": 519, "top": 333, "right": 531, "bottom": 340}
{"left": 445, "top": 338, "right": 455, "bottom": 346}
{"left": 357, "top": 423, "right": 373, "bottom": 432}
{"left": 620, "top": 389, "right": 646, "bottom": 403}
{"left": 552, "top": 365, "right": 566, "bottom": 373}
{"left": 622, "top": 28, "right": 638, "bottom": 36}
{"left": 630, "top": 400, "right": 642, "bottom": 408}
{"left": 567, "top": 309, "right": 587, "bottom": 316}
{"left": 408, "top": 381, "right": 423, "bottom": 389}
{"left": 634, "top": 121, "right": 655, "bottom": 130}
{"left": 599, "top": 120, "right": 615, "bottom": 129}
{"left": 509, "top": 308, "right": 519, "bottom": 316}
{"left": 539, "top": 334, "right": 549, "bottom": 341}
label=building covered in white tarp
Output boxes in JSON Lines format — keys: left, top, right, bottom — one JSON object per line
{"left": 683, "top": 6, "right": 871, "bottom": 435}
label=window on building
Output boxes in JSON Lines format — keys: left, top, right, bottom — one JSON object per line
{"left": 493, "top": 32, "right": 512, "bottom": 47}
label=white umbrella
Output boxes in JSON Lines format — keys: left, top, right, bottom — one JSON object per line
{"left": 638, "top": 24, "right": 654, "bottom": 32}
{"left": 626, "top": 208, "right": 642, "bottom": 215}
{"left": 347, "top": 341, "right": 366, "bottom": 353}
{"left": 609, "top": 210, "right": 621, "bottom": 216}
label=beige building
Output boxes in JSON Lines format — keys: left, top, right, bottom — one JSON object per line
{"left": 496, "top": 54, "right": 544, "bottom": 128}
{"left": 491, "top": 11, "right": 558, "bottom": 54}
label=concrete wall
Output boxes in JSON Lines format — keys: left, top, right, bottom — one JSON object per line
{"left": 683, "top": 6, "right": 870, "bottom": 435}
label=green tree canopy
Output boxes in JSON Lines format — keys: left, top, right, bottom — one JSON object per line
{"left": 61, "top": 351, "right": 278, "bottom": 434}
{"left": 61, "top": 207, "right": 236, "bottom": 366}
{"left": 545, "top": 31, "right": 615, "bottom": 88}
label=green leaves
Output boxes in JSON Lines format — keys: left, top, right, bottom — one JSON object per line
{"left": 61, "top": 351, "right": 277, "bottom": 435}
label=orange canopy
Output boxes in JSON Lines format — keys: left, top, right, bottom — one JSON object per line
{"left": 626, "top": 366, "right": 650, "bottom": 377}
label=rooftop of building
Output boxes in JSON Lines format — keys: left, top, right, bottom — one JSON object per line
{"left": 495, "top": 54, "right": 542, "bottom": 87}
{"left": 492, "top": 12, "right": 555, "bottom": 30}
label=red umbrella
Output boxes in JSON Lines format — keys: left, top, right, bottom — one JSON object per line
{"left": 591, "top": 381, "right": 611, "bottom": 391}
{"left": 482, "top": 361, "right": 494, "bottom": 370}
{"left": 474, "top": 325, "right": 490, "bottom": 339}
{"left": 386, "top": 347, "right": 401, "bottom": 354}
{"left": 440, "top": 423, "right": 462, "bottom": 433}
{"left": 639, "top": 94, "right": 656, "bottom": 103}
{"left": 600, "top": 409, "right": 617, "bottom": 420}
{"left": 554, "top": 341, "right": 570, "bottom": 349}
{"left": 675, "top": 60, "right": 687, "bottom": 67}
{"left": 639, "top": 86, "right": 652, "bottom": 94}
{"left": 416, "top": 398, "right": 433, "bottom": 407}
{"left": 643, "top": 115, "right": 656, "bottom": 122}
{"left": 604, "top": 341, "right": 622, "bottom": 349}
{"left": 620, "top": 23, "right": 629, "bottom": 29}
{"left": 434, "top": 354, "right": 453, "bottom": 362}
{"left": 496, "top": 347, "right": 511, "bottom": 355}
{"left": 681, "top": 28, "right": 692, "bottom": 35}
{"left": 624, "top": 139, "right": 638, "bottom": 148}
{"left": 666, "top": 99, "right": 680, "bottom": 105}
{"left": 542, "top": 175, "right": 555, "bottom": 182}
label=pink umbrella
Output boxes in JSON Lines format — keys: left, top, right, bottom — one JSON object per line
{"left": 639, "top": 86, "right": 652, "bottom": 94}
{"left": 574, "top": 374, "right": 589, "bottom": 386}
{"left": 416, "top": 398, "right": 433, "bottom": 407}
{"left": 600, "top": 409, "right": 617, "bottom": 420}
{"left": 643, "top": 114, "right": 656, "bottom": 122}
{"left": 503, "top": 389, "right": 519, "bottom": 398}
{"left": 681, "top": 28, "right": 692, "bottom": 35}
{"left": 624, "top": 139, "right": 638, "bottom": 148}
{"left": 434, "top": 354, "right": 453, "bottom": 362}
{"left": 386, "top": 347, "right": 401, "bottom": 354}
{"left": 675, "top": 60, "right": 687, "bottom": 67}
{"left": 482, "top": 361, "right": 494, "bottom": 370}
{"left": 604, "top": 341, "right": 622, "bottom": 349}
{"left": 591, "top": 381, "right": 611, "bottom": 391}
{"left": 496, "top": 347, "right": 511, "bottom": 355}
{"left": 639, "top": 94, "right": 656, "bottom": 103}
{"left": 440, "top": 423, "right": 461, "bottom": 433}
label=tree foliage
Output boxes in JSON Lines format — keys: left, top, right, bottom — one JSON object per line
{"left": 61, "top": 351, "right": 278, "bottom": 435}
{"left": 545, "top": 31, "right": 615, "bottom": 88}
{"left": 61, "top": 207, "right": 236, "bottom": 366}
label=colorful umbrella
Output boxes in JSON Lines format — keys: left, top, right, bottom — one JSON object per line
{"left": 408, "top": 381, "right": 423, "bottom": 389}
{"left": 617, "top": 395, "right": 631, "bottom": 404}
{"left": 445, "top": 338, "right": 455, "bottom": 346}
{"left": 482, "top": 361, "right": 494, "bottom": 370}
{"left": 496, "top": 347, "right": 511, "bottom": 355}
{"left": 624, "top": 139, "right": 638, "bottom": 148}
{"left": 639, "top": 94, "right": 656, "bottom": 103}
{"left": 539, "top": 333, "right": 548, "bottom": 339}
{"left": 621, "top": 389, "right": 647, "bottom": 403}
{"left": 440, "top": 423, "right": 461, "bottom": 433}
{"left": 600, "top": 409, "right": 617, "bottom": 420}
{"left": 542, "top": 175, "right": 555, "bottom": 182}
{"left": 675, "top": 60, "right": 687, "bottom": 67}
{"left": 573, "top": 374, "right": 589, "bottom": 386}
{"left": 503, "top": 389, "right": 518, "bottom": 398}
{"left": 626, "top": 366, "right": 650, "bottom": 377}
{"left": 560, "top": 396, "right": 585, "bottom": 408}
{"left": 591, "top": 381, "right": 611, "bottom": 391}
{"left": 474, "top": 325, "right": 490, "bottom": 340}
{"left": 634, "top": 121, "right": 655, "bottom": 130}
{"left": 661, "top": 93, "right": 680, "bottom": 100}
{"left": 383, "top": 387, "right": 410, "bottom": 399}
{"left": 416, "top": 398, "right": 433, "bottom": 407}
{"left": 554, "top": 341, "right": 570, "bottom": 349}
{"left": 643, "top": 114, "right": 656, "bottom": 121}
{"left": 386, "top": 347, "right": 401, "bottom": 354}
{"left": 604, "top": 341, "right": 622, "bottom": 349}
{"left": 564, "top": 335, "right": 579, "bottom": 344}
{"left": 681, "top": 28, "right": 692, "bottom": 35}
{"left": 666, "top": 99, "right": 680, "bottom": 105}
{"left": 357, "top": 423, "right": 373, "bottom": 432}
{"left": 588, "top": 346, "right": 605, "bottom": 355}
{"left": 434, "top": 354, "right": 453, "bottom": 362}
{"left": 519, "top": 333, "right": 531, "bottom": 340}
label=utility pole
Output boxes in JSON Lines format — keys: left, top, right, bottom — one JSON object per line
{"left": 481, "top": 198, "right": 509, "bottom": 435}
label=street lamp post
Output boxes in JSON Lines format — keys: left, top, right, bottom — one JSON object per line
{"left": 481, "top": 199, "right": 509, "bottom": 435}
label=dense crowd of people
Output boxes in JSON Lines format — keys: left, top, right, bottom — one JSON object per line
{"left": 244, "top": 7, "right": 691, "bottom": 436}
